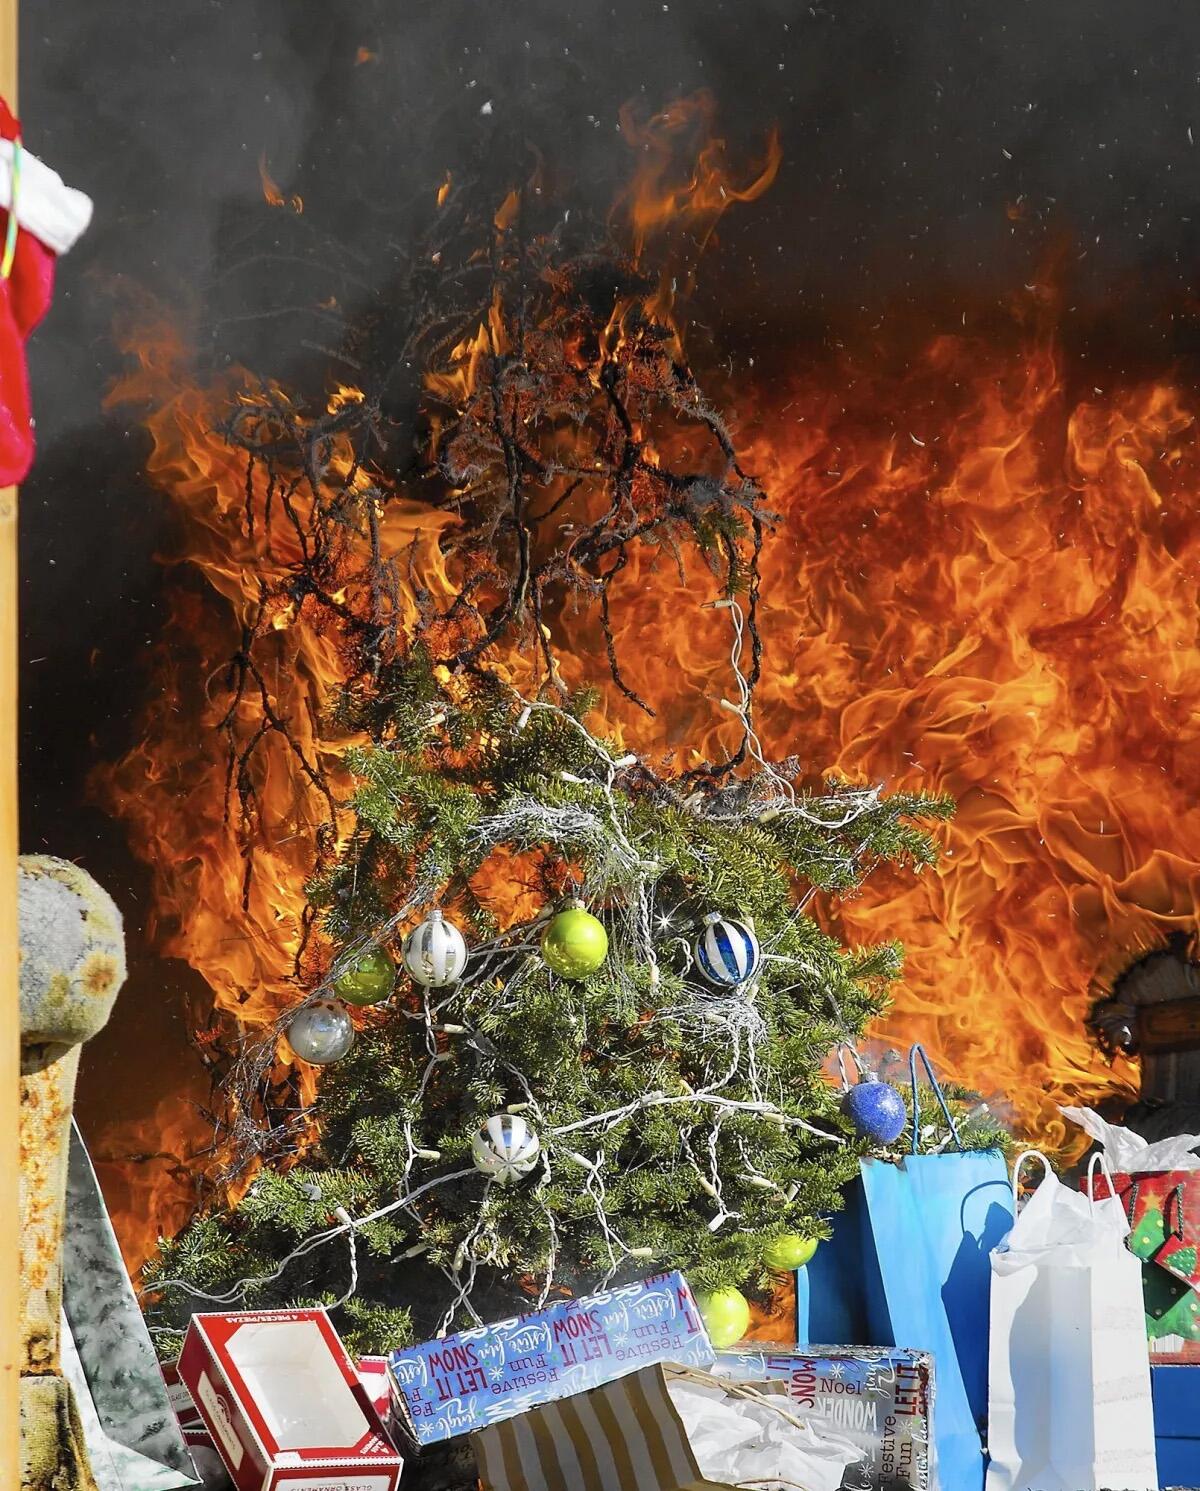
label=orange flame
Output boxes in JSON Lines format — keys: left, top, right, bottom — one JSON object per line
{"left": 94, "top": 105, "right": 1192, "bottom": 1278}
{"left": 558, "top": 321, "right": 1200, "bottom": 1149}
{"left": 92, "top": 314, "right": 459, "bottom": 1262}
{"left": 258, "top": 154, "right": 303, "bottom": 213}
{"left": 615, "top": 90, "right": 781, "bottom": 260}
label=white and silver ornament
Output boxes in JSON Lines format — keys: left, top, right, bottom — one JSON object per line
{"left": 286, "top": 998, "right": 356, "bottom": 1065}
{"left": 471, "top": 1114, "right": 541, "bottom": 1185}
{"left": 402, "top": 909, "right": 468, "bottom": 988}
{"left": 694, "top": 913, "right": 761, "bottom": 987}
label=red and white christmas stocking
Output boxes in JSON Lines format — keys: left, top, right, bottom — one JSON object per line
{"left": 0, "top": 99, "right": 92, "bottom": 484}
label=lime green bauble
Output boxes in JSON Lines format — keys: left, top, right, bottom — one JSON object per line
{"left": 696, "top": 1287, "right": 752, "bottom": 1349}
{"left": 333, "top": 947, "right": 396, "bottom": 1006}
{"left": 763, "top": 1233, "right": 820, "bottom": 1272}
{"left": 540, "top": 905, "right": 608, "bottom": 979}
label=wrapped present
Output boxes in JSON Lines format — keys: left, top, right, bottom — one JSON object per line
{"left": 472, "top": 1363, "right": 866, "bottom": 1491}
{"left": 177, "top": 1309, "right": 403, "bottom": 1491}
{"left": 387, "top": 1271, "right": 713, "bottom": 1445}
{"left": 1106, "top": 1172, "right": 1200, "bottom": 1291}
{"left": 1141, "top": 1254, "right": 1200, "bottom": 1359}
{"left": 713, "top": 1345, "right": 934, "bottom": 1491}
{"left": 1151, "top": 1362, "right": 1200, "bottom": 1487}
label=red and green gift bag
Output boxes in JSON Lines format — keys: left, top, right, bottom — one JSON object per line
{"left": 1083, "top": 1169, "right": 1200, "bottom": 1342}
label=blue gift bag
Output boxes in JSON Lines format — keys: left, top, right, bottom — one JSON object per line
{"left": 797, "top": 1046, "right": 1013, "bottom": 1491}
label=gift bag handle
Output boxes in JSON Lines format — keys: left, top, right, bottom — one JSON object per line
{"left": 1085, "top": 1151, "right": 1120, "bottom": 1216}
{"left": 1011, "top": 1148, "right": 1051, "bottom": 1209}
{"left": 908, "top": 1043, "right": 962, "bottom": 1154}
{"left": 1166, "top": 1182, "right": 1186, "bottom": 1241}
{"left": 1121, "top": 1177, "right": 1141, "bottom": 1228}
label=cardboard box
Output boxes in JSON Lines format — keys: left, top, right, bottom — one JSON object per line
{"left": 713, "top": 1344, "right": 934, "bottom": 1491}
{"left": 164, "top": 1357, "right": 397, "bottom": 1491}
{"left": 388, "top": 1272, "right": 713, "bottom": 1445}
{"left": 178, "top": 1310, "right": 403, "bottom": 1491}
{"left": 355, "top": 1357, "right": 393, "bottom": 1425}
{"left": 162, "top": 1362, "right": 229, "bottom": 1488}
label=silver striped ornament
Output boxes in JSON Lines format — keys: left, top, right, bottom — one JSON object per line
{"left": 471, "top": 1114, "right": 541, "bottom": 1184}
{"left": 402, "top": 909, "right": 468, "bottom": 987}
{"left": 694, "top": 913, "right": 761, "bottom": 987}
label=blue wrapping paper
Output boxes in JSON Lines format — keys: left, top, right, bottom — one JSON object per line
{"left": 387, "top": 1271, "right": 713, "bottom": 1444}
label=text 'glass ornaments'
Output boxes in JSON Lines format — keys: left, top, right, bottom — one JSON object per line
{"left": 471, "top": 1114, "right": 541, "bottom": 1185}
{"left": 695, "top": 913, "right": 761, "bottom": 987}
{"left": 540, "top": 902, "right": 608, "bottom": 979}
{"left": 333, "top": 946, "right": 395, "bottom": 1006}
{"left": 286, "top": 999, "right": 355, "bottom": 1065}
{"left": 403, "top": 909, "right": 468, "bottom": 988}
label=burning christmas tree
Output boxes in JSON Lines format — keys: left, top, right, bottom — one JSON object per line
{"left": 118, "top": 105, "right": 964, "bottom": 1352}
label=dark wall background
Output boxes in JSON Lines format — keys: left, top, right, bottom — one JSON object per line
{"left": 18, "top": 0, "right": 1200, "bottom": 1208}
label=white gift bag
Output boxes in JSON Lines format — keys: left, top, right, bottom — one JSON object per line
{"left": 986, "top": 1152, "right": 1158, "bottom": 1491}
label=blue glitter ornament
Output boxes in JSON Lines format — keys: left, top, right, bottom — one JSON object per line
{"left": 842, "top": 1077, "right": 907, "bottom": 1144}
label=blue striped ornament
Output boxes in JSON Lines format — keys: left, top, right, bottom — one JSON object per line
{"left": 694, "top": 914, "right": 761, "bottom": 987}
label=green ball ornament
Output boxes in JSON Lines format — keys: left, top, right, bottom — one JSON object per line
{"left": 763, "top": 1233, "right": 820, "bottom": 1271}
{"left": 333, "top": 947, "right": 396, "bottom": 1006}
{"left": 540, "top": 904, "right": 608, "bottom": 979}
{"left": 696, "top": 1287, "right": 752, "bottom": 1349}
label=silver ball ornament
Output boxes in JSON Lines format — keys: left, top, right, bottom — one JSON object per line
{"left": 471, "top": 1114, "right": 541, "bottom": 1185}
{"left": 286, "top": 998, "right": 355, "bottom": 1065}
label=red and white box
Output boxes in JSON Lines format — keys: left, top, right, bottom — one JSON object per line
{"left": 355, "top": 1356, "right": 393, "bottom": 1427}
{"left": 178, "top": 1309, "right": 404, "bottom": 1491}
{"left": 162, "top": 1359, "right": 231, "bottom": 1488}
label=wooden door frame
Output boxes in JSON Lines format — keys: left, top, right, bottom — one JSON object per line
{"left": 2, "top": 1, "right": 22, "bottom": 1485}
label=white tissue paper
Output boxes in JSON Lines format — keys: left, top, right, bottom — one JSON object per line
{"left": 666, "top": 1376, "right": 863, "bottom": 1491}
{"left": 1060, "top": 1104, "right": 1200, "bottom": 1171}
{"left": 996, "top": 1152, "right": 1131, "bottom": 1259}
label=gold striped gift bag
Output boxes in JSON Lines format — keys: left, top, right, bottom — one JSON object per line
{"left": 471, "top": 1364, "right": 730, "bottom": 1491}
